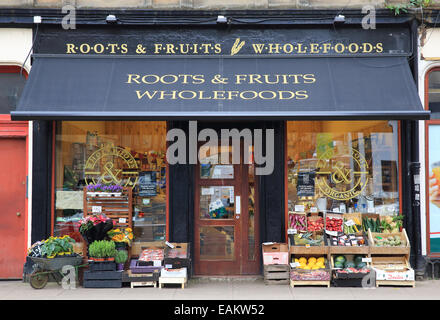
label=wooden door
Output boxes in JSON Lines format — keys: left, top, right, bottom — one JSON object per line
{"left": 0, "top": 138, "right": 26, "bottom": 279}
{"left": 194, "top": 143, "right": 260, "bottom": 275}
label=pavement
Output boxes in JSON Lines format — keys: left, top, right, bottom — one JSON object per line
{"left": 1, "top": 278, "right": 440, "bottom": 300}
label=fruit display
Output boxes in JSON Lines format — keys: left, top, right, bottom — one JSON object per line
{"left": 293, "top": 256, "right": 326, "bottom": 269}
{"left": 307, "top": 216, "right": 324, "bottom": 232}
{"left": 373, "top": 235, "right": 403, "bottom": 247}
{"left": 293, "top": 231, "right": 324, "bottom": 246}
{"left": 332, "top": 255, "right": 370, "bottom": 273}
{"left": 326, "top": 216, "right": 343, "bottom": 232}
{"left": 290, "top": 256, "right": 331, "bottom": 281}
{"left": 289, "top": 213, "right": 307, "bottom": 232}
{"left": 329, "top": 233, "right": 367, "bottom": 247}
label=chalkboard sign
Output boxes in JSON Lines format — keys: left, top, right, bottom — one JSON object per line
{"left": 297, "top": 171, "right": 315, "bottom": 197}
{"left": 138, "top": 171, "right": 157, "bottom": 197}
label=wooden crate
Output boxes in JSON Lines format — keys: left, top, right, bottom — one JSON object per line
{"left": 368, "top": 228, "right": 410, "bottom": 255}
{"left": 288, "top": 211, "right": 308, "bottom": 233}
{"left": 263, "top": 264, "right": 289, "bottom": 284}
{"left": 327, "top": 232, "right": 369, "bottom": 255}
{"left": 83, "top": 187, "right": 133, "bottom": 229}
{"left": 371, "top": 256, "right": 415, "bottom": 287}
{"left": 131, "top": 281, "right": 157, "bottom": 288}
{"left": 159, "top": 277, "right": 187, "bottom": 289}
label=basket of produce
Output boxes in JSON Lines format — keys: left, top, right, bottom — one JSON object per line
{"left": 307, "top": 213, "right": 324, "bottom": 232}
{"left": 325, "top": 214, "right": 344, "bottom": 233}
{"left": 361, "top": 213, "right": 381, "bottom": 233}
{"left": 290, "top": 256, "right": 331, "bottom": 281}
{"left": 331, "top": 254, "right": 371, "bottom": 279}
{"left": 291, "top": 231, "right": 325, "bottom": 246}
{"left": 368, "top": 228, "right": 410, "bottom": 255}
{"left": 288, "top": 212, "right": 307, "bottom": 233}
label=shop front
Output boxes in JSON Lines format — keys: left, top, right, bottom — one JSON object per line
{"left": 13, "top": 23, "right": 428, "bottom": 277}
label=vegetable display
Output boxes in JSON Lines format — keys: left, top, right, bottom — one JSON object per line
{"left": 373, "top": 235, "right": 403, "bottom": 247}
{"left": 380, "top": 215, "right": 404, "bottom": 234}
{"left": 362, "top": 216, "right": 381, "bottom": 233}
{"left": 325, "top": 216, "right": 343, "bottom": 232}
{"left": 293, "top": 232, "right": 324, "bottom": 246}
{"left": 307, "top": 217, "right": 324, "bottom": 232}
{"left": 289, "top": 214, "right": 307, "bottom": 232}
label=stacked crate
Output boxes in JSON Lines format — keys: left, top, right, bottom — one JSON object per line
{"left": 83, "top": 262, "right": 122, "bottom": 288}
{"left": 262, "top": 243, "right": 290, "bottom": 285}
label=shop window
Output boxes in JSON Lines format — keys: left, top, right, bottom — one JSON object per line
{"left": 0, "top": 66, "right": 27, "bottom": 114}
{"left": 286, "top": 121, "right": 400, "bottom": 216}
{"left": 54, "top": 121, "right": 167, "bottom": 243}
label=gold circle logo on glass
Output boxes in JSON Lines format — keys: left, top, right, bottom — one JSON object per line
{"left": 316, "top": 147, "right": 369, "bottom": 201}
{"left": 84, "top": 143, "right": 139, "bottom": 188}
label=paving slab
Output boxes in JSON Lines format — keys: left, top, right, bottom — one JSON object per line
{"left": 1, "top": 279, "right": 440, "bottom": 300}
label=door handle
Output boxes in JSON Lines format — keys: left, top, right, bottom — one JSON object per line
{"left": 16, "top": 212, "right": 21, "bottom": 217}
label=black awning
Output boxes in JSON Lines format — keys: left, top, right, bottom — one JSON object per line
{"left": 11, "top": 55, "right": 429, "bottom": 120}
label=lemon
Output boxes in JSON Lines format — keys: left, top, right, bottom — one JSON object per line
{"left": 294, "top": 258, "right": 299, "bottom": 263}
{"left": 303, "top": 265, "right": 311, "bottom": 270}
{"left": 317, "top": 257, "right": 325, "bottom": 263}
{"left": 308, "top": 257, "right": 317, "bottom": 264}
{"left": 312, "top": 266, "right": 320, "bottom": 270}
{"left": 299, "top": 257, "right": 307, "bottom": 264}
{"left": 315, "top": 261, "right": 324, "bottom": 267}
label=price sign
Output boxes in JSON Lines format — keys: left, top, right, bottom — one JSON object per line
{"left": 310, "top": 207, "right": 318, "bottom": 213}
{"left": 295, "top": 205, "right": 305, "bottom": 212}
{"left": 92, "top": 206, "right": 102, "bottom": 213}
{"left": 118, "top": 217, "right": 127, "bottom": 224}
{"left": 344, "top": 219, "right": 355, "bottom": 226}
{"left": 362, "top": 257, "right": 372, "bottom": 263}
{"left": 288, "top": 229, "right": 297, "bottom": 235}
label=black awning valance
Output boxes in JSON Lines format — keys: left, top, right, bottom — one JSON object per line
{"left": 11, "top": 55, "right": 429, "bottom": 120}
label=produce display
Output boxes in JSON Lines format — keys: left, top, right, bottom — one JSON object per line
{"left": 333, "top": 255, "right": 370, "bottom": 273}
{"left": 329, "top": 233, "right": 367, "bottom": 247}
{"left": 380, "top": 215, "right": 404, "bottom": 234}
{"left": 342, "top": 217, "right": 362, "bottom": 234}
{"left": 373, "top": 235, "right": 403, "bottom": 247}
{"left": 325, "top": 216, "right": 343, "bottom": 232}
{"left": 290, "top": 256, "right": 331, "bottom": 281}
{"left": 293, "top": 256, "right": 326, "bottom": 269}
{"left": 307, "top": 216, "right": 324, "bottom": 232}
{"left": 293, "top": 232, "right": 324, "bottom": 246}
{"left": 289, "top": 213, "right": 307, "bottom": 232}
{"left": 362, "top": 216, "right": 381, "bottom": 233}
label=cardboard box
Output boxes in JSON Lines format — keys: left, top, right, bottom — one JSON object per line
{"left": 372, "top": 256, "right": 414, "bottom": 281}
{"left": 262, "top": 243, "right": 289, "bottom": 265}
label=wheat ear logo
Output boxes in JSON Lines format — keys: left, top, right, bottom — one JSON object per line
{"left": 231, "top": 38, "right": 245, "bottom": 56}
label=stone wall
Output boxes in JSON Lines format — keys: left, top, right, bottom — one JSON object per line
{"left": 1, "top": 0, "right": 440, "bottom": 10}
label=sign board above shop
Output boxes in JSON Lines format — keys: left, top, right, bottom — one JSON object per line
{"left": 33, "top": 26, "right": 412, "bottom": 57}
{"left": 11, "top": 26, "right": 428, "bottom": 121}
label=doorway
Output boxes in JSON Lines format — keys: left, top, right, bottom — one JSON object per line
{"left": 0, "top": 138, "right": 27, "bottom": 279}
{"left": 193, "top": 135, "right": 260, "bottom": 276}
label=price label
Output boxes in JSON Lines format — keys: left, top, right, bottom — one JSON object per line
{"left": 294, "top": 205, "right": 305, "bottom": 212}
{"left": 362, "top": 257, "right": 372, "bottom": 263}
{"left": 333, "top": 208, "right": 340, "bottom": 213}
{"left": 118, "top": 217, "right": 127, "bottom": 224}
{"left": 325, "top": 230, "right": 338, "bottom": 237}
{"left": 305, "top": 244, "right": 311, "bottom": 248}
{"left": 290, "top": 262, "right": 300, "bottom": 268}
{"left": 310, "top": 207, "right": 318, "bottom": 213}
{"left": 92, "top": 206, "right": 102, "bottom": 213}
{"left": 153, "top": 260, "right": 162, "bottom": 267}
{"left": 288, "top": 229, "right": 297, "bottom": 235}
{"left": 345, "top": 219, "right": 355, "bottom": 226}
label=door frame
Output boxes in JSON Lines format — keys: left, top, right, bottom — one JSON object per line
{"left": 0, "top": 114, "right": 29, "bottom": 278}
{"left": 192, "top": 126, "right": 261, "bottom": 276}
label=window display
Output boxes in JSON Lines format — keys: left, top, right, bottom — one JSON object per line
{"left": 287, "top": 121, "right": 400, "bottom": 216}
{"left": 54, "top": 121, "right": 167, "bottom": 243}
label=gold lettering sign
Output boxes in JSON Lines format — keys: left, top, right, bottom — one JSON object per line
{"left": 84, "top": 143, "right": 139, "bottom": 188}
{"left": 315, "top": 146, "right": 369, "bottom": 201}
{"left": 65, "top": 41, "right": 385, "bottom": 55}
